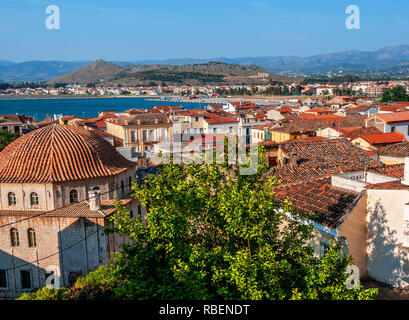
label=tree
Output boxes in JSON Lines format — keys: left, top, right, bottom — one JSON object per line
{"left": 102, "top": 146, "right": 376, "bottom": 300}
{"left": 18, "top": 146, "right": 378, "bottom": 300}
{"left": 0, "top": 129, "right": 20, "bottom": 151}
{"left": 381, "top": 86, "right": 409, "bottom": 102}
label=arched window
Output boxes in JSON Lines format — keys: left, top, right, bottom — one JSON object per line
{"left": 8, "top": 192, "right": 16, "bottom": 206}
{"left": 10, "top": 228, "right": 19, "bottom": 247}
{"left": 129, "top": 210, "right": 134, "bottom": 218}
{"left": 121, "top": 181, "right": 125, "bottom": 195}
{"left": 30, "top": 193, "right": 39, "bottom": 206}
{"left": 27, "top": 228, "right": 36, "bottom": 247}
{"left": 93, "top": 186, "right": 100, "bottom": 191}
{"left": 69, "top": 190, "right": 78, "bottom": 204}
{"left": 128, "top": 177, "right": 132, "bottom": 189}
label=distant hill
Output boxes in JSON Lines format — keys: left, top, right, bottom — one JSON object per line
{"left": 48, "top": 59, "right": 125, "bottom": 84}
{"left": 0, "top": 61, "right": 90, "bottom": 82}
{"left": 61, "top": 61, "right": 297, "bottom": 86}
{"left": 0, "top": 61, "right": 15, "bottom": 67}
{"left": 3, "top": 44, "right": 409, "bottom": 82}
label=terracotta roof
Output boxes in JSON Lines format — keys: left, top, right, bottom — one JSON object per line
{"left": 341, "top": 127, "right": 380, "bottom": 140}
{"left": 367, "top": 112, "right": 409, "bottom": 124}
{"left": 365, "top": 181, "right": 409, "bottom": 190}
{"left": 269, "top": 139, "right": 382, "bottom": 184}
{"left": 0, "top": 124, "right": 135, "bottom": 183}
{"left": 368, "top": 164, "right": 404, "bottom": 179}
{"left": 0, "top": 198, "right": 133, "bottom": 218}
{"left": 358, "top": 132, "right": 407, "bottom": 145}
{"left": 113, "top": 113, "right": 171, "bottom": 126}
{"left": 204, "top": 113, "right": 239, "bottom": 125}
{"left": 280, "top": 138, "right": 379, "bottom": 166}
{"left": 377, "top": 142, "right": 409, "bottom": 157}
{"left": 273, "top": 177, "right": 360, "bottom": 228}
{"left": 269, "top": 160, "right": 376, "bottom": 185}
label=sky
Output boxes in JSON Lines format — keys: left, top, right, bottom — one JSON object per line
{"left": 1, "top": 0, "right": 409, "bottom": 62}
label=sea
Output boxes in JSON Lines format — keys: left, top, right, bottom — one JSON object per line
{"left": 0, "top": 97, "right": 210, "bottom": 121}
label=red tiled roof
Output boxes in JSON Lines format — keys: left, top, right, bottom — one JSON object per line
{"left": 368, "top": 164, "right": 404, "bottom": 179}
{"left": 367, "top": 112, "right": 409, "bottom": 124}
{"left": 341, "top": 127, "right": 380, "bottom": 140}
{"left": 378, "top": 142, "right": 409, "bottom": 157}
{"left": 365, "top": 181, "right": 409, "bottom": 190}
{"left": 0, "top": 124, "right": 135, "bottom": 183}
{"left": 273, "top": 177, "right": 360, "bottom": 228}
{"left": 358, "top": 132, "right": 407, "bottom": 145}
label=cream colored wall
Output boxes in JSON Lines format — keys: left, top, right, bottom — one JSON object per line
{"left": 351, "top": 137, "right": 374, "bottom": 150}
{"left": 0, "top": 215, "right": 106, "bottom": 298}
{"left": 270, "top": 131, "right": 291, "bottom": 143}
{"left": 317, "top": 127, "right": 341, "bottom": 139}
{"left": 0, "top": 183, "right": 55, "bottom": 211}
{"left": 366, "top": 189, "right": 409, "bottom": 288}
{"left": 338, "top": 193, "right": 368, "bottom": 275}
{"left": 379, "top": 155, "right": 404, "bottom": 165}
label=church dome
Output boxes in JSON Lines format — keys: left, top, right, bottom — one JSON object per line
{"left": 0, "top": 124, "right": 135, "bottom": 183}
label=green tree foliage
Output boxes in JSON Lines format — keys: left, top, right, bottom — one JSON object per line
{"left": 0, "top": 129, "right": 20, "bottom": 151}
{"left": 381, "top": 86, "right": 409, "bottom": 102}
{"left": 101, "top": 146, "right": 376, "bottom": 300}
{"left": 16, "top": 287, "right": 69, "bottom": 300}
{"left": 17, "top": 146, "right": 377, "bottom": 300}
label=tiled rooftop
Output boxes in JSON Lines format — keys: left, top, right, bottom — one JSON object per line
{"left": 273, "top": 177, "right": 360, "bottom": 228}
{"left": 0, "top": 124, "right": 135, "bottom": 183}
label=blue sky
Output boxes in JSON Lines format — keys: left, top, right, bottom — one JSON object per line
{"left": 1, "top": 0, "right": 408, "bottom": 62}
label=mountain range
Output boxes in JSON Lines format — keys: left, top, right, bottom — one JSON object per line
{"left": 2, "top": 45, "right": 409, "bottom": 82}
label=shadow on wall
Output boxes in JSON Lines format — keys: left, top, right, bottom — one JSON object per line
{"left": 0, "top": 218, "right": 105, "bottom": 299}
{"left": 0, "top": 250, "right": 47, "bottom": 300}
{"left": 367, "top": 200, "right": 409, "bottom": 289}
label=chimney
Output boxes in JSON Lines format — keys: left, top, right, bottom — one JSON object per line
{"left": 88, "top": 191, "right": 101, "bottom": 211}
{"left": 404, "top": 157, "right": 409, "bottom": 185}
{"left": 289, "top": 152, "right": 297, "bottom": 168}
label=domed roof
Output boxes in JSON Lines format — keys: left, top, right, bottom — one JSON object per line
{"left": 0, "top": 124, "right": 135, "bottom": 183}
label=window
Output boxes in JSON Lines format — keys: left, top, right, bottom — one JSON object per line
{"left": 30, "top": 192, "right": 39, "bottom": 206}
{"left": 150, "top": 130, "right": 155, "bottom": 141}
{"left": 121, "top": 181, "right": 125, "bottom": 195}
{"left": 130, "top": 131, "right": 136, "bottom": 143}
{"left": 129, "top": 210, "right": 134, "bottom": 218}
{"left": 10, "top": 228, "right": 19, "bottom": 247}
{"left": 27, "top": 228, "right": 36, "bottom": 247}
{"left": 213, "top": 128, "right": 217, "bottom": 133}
{"left": 195, "top": 117, "right": 199, "bottom": 122}
{"left": 0, "top": 270, "right": 7, "bottom": 288}
{"left": 93, "top": 186, "right": 100, "bottom": 191}
{"left": 142, "top": 130, "right": 147, "bottom": 142}
{"left": 8, "top": 192, "right": 16, "bottom": 206}
{"left": 69, "top": 190, "right": 78, "bottom": 204}
{"left": 320, "top": 241, "right": 330, "bottom": 257}
{"left": 20, "top": 270, "right": 31, "bottom": 290}
{"left": 391, "top": 126, "right": 396, "bottom": 132}
{"left": 129, "top": 177, "right": 132, "bottom": 189}
{"left": 229, "top": 127, "right": 233, "bottom": 134}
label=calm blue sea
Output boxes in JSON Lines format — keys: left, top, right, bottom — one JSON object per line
{"left": 0, "top": 97, "right": 208, "bottom": 121}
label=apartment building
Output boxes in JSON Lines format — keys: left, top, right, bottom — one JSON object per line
{"left": 106, "top": 113, "right": 172, "bottom": 152}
